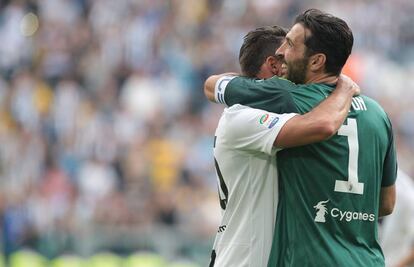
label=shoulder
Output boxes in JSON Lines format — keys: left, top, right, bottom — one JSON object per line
{"left": 219, "top": 104, "right": 293, "bottom": 140}
{"left": 220, "top": 104, "right": 277, "bottom": 130}
{"left": 360, "top": 95, "right": 391, "bottom": 124}
{"left": 288, "top": 84, "right": 330, "bottom": 114}
{"left": 223, "top": 104, "right": 289, "bottom": 122}
{"left": 216, "top": 104, "right": 296, "bottom": 154}
{"left": 361, "top": 95, "right": 386, "bottom": 112}
{"left": 290, "top": 83, "right": 334, "bottom": 98}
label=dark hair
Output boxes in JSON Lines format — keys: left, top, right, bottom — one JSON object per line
{"left": 295, "top": 9, "right": 353, "bottom": 76}
{"left": 239, "top": 26, "right": 287, "bottom": 77}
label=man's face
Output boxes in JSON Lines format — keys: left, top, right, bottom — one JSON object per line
{"left": 276, "top": 23, "right": 311, "bottom": 84}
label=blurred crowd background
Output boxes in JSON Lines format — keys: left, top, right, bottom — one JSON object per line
{"left": 0, "top": 0, "right": 413, "bottom": 266}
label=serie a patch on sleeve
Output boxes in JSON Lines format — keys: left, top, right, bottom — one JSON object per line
{"left": 258, "top": 113, "right": 279, "bottom": 129}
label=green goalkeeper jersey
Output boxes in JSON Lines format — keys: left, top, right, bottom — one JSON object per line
{"left": 219, "top": 76, "right": 398, "bottom": 267}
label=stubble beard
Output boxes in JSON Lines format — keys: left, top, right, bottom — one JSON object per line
{"left": 286, "top": 56, "right": 309, "bottom": 84}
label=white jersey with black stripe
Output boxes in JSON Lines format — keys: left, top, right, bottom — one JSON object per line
{"left": 209, "top": 104, "right": 296, "bottom": 267}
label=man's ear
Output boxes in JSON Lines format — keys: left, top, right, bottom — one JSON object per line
{"left": 309, "top": 53, "right": 326, "bottom": 72}
{"left": 265, "top": 56, "right": 279, "bottom": 75}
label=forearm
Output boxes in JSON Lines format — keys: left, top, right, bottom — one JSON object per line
{"left": 204, "top": 73, "right": 239, "bottom": 102}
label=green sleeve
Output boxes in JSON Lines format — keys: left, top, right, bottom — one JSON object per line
{"left": 224, "top": 76, "right": 299, "bottom": 114}
{"left": 381, "top": 118, "right": 398, "bottom": 187}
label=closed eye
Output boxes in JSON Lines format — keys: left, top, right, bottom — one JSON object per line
{"left": 286, "top": 38, "right": 293, "bottom": 47}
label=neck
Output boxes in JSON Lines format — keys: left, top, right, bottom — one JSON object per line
{"left": 256, "top": 69, "right": 274, "bottom": 80}
{"left": 306, "top": 72, "right": 338, "bottom": 84}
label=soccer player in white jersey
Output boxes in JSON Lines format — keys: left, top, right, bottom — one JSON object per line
{"left": 380, "top": 170, "right": 414, "bottom": 267}
{"left": 206, "top": 26, "right": 359, "bottom": 267}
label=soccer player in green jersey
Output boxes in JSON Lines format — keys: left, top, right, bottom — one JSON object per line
{"left": 205, "top": 9, "right": 397, "bottom": 267}
{"left": 207, "top": 26, "right": 359, "bottom": 267}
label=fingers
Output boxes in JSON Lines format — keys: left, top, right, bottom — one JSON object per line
{"left": 339, "top": 74, "right": 360, "bottom": 96}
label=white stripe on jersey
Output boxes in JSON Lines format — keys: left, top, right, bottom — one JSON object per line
{"left": 214, "top": 76, "right": 236, "bottom": 105}
{"left": 210, "top": 104, "right": 296, "bottom": 267}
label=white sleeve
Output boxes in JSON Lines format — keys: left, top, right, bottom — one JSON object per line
{"left": 219, "top": 105, "right": 297, "bottom": 156}
{"left": 214, "top": 76, "right": 237, "bottom": 105}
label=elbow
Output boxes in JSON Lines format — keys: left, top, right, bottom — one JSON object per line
{"left": 203, "top": 79, "right": 210, "bottom": 97}
{"left": 319, "top": 121, "right": 337, "bottom": 139}
{"left": 379, "top": 185, "right": 396, "bottom": 217}
{"left": 380, "top": 203, "right": 395, "bottom": 217}
{"left": 204, "top": 76, "right": 216, "bottom": 101}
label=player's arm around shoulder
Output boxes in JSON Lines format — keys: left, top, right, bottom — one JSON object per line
{"left": 275, "top": 74, "right": 359, "bottom": 148}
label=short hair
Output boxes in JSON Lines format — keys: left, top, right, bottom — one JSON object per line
{"left": 295, "top": 9, "right": 353, "bottom": 76}
{"left": 239, "top": 26, "right": 287, "bottom": 77}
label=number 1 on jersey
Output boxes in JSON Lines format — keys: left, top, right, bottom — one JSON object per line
{"left": 334, "top": 118, "right": 364, "bottom": 195}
